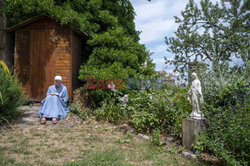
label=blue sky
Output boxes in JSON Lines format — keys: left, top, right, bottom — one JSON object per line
{"left": 130, "top": 0, "right": 218, "bottom": 72}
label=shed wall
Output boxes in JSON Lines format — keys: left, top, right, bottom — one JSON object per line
{"left": 54, "top": 28, "right": 72, "bottom": 101}
{"left": 72, "top": 32, "right": 82, "bottom": 93}
{"left": 14, "top": 17, "right": 73, "bottom": 101}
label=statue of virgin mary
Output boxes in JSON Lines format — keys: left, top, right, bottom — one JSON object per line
{"left": 188, "top": 73, "right": 204, "bottom": 119}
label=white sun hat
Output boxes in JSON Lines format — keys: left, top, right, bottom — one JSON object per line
{"left": 54, "top": 76, "right": 62, "bottom": 82}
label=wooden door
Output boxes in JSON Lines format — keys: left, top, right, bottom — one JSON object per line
{"left": 15, "top": 29, "right": 56, "bottom": 101}
{"left": 29, "top": 29, "right": 56, "bottom": 101}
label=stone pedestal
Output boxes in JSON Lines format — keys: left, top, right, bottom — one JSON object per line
{"left": 182, "top": 118, "right": 205, "bottom": 150}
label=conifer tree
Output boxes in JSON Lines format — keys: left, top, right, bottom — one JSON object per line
{"left": 3, "top": 0, "right": 155, "bottom": 85}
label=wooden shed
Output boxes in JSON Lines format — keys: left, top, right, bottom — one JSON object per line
{"left": 7, "top": 16, "right": 88, "bottom": 102}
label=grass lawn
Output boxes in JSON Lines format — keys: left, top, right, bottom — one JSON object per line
{"left": 0, "top": 114, "right": 213, "bottom": 166}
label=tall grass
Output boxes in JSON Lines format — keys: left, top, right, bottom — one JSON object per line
{"left": 0, "top": 61, "right": 26, "bottom": 124}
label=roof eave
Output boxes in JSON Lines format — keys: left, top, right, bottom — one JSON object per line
{"left": 6, "top": 15, "right": 89, "bottom": 39}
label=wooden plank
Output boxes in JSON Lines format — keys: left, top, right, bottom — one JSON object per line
{"left": 15, "top": 30, "right": 31, "bottom": 97}
{"left": 45, "top": 29, "right": 56, "bottom": 97}
{"left": 28, "top": 29, "right": 56, "bottom": 100}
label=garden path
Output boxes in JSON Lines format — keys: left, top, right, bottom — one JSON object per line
{"left": 16, "top": 105, "right": 79, "bottom": 129}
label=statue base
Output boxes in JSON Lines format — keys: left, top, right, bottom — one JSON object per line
{"left": 182, "top": 118, "right": 205, "bottom": 150}
{"left": 189, "top": 115, "right": 204, "bottom": 120}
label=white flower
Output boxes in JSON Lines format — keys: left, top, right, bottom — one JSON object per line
{"left": 149, "top": 96, "right": 152, "bottom": 100}
{"left": 120, "top": 94, "right": 129, "bottom": 103}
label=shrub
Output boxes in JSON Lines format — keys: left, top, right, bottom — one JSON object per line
{"left": 72, "top": 72, "right": 191, "bottom": 143}
{"left": 0, "top": 64, "right": 26, "bottom": 124}
{"left": 131, "top": 112, "right": 160, "bottom": 133}
{"left": 150, "top": 129, "right": 161, "bottom": 146}
{"left": 91, "top": 73, "right": 191, "bottom": 140}
{"left": 70, "top": 103, "right": 91, "bottom": 120}
{"left": 198, "top": 66, "right": 250, "bottom": 166}
{"left": 93, "top": 100, "right": 124, "bottom": 122}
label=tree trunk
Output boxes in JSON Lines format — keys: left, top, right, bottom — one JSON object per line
{"left": 0, "top": 0, "right": 7, "bottom": 61}
{"left": 0, "top": 0, "right": 14, "bottom": 69}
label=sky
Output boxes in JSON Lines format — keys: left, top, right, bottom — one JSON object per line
{"left": 130, "top": 0, "right": 218, "bottom": 72}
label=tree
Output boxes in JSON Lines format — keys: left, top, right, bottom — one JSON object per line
{"left": 165, "top": 0, "right": 249, "bottom": 75}
{"left": 3, "top": 0, "right": 155, "bottom": 87}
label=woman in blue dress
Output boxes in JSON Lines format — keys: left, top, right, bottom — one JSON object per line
{"left": 38, "top": 76, "right": 70, "bottom": 124}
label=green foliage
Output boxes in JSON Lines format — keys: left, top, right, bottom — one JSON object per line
{"left": 165, "top": 0, "right": 249, "bottom": 76}
{"left": 93, "top": 88, "right": 132, "bottom": 122}
{"left": 0, "top": 67, "right": 26, "bottom": 124}
{"left": 70, "top": 103, "right": 91, "bottom": 120}
{"left": 3, "top": 0, "right": 156, "bottom": 105}
{"left": 165, "top": 1, "right": 249, "bottom": 161}
{"left": 131, "top": 112, "right": 160, "bottom": 133}
{"left": 93, "top": 101, "right": 124, "bottom": 122}
{"left": 199, "top": 67, "right": 250, "bottom": 166}
{"left": 192, "top": 141, "right": 205, "bottom": 154}
{"left": 116, "top": 131, "right": 134, "bottom": 144}
{"left": 200, "top": 64, "right": 250, "bottom": 101}
{"left": 167, "top": 147, "right": 177, "bottom": 155}
{"left": 150, "top": 129, "right": 161, "bottom": 146}
{"left": 177, "top": 145, "right": 184, "bottom": 153}
{"left": 93, "top": 72, "right": 192, "bottom": 140}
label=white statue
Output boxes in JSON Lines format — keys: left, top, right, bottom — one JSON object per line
{"left": 188, "top": 72, "right": 204, "bottom": 119}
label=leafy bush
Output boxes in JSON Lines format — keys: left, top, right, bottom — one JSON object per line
{"left": 150, "top": 129, "right": 161, "bottom": 146}
{"left": 0, "top": 65, "right": 26, "bottom": 124}
{"left": 92, "top": 72, "right": 191, "bottom": 140}
{"left": 198, "top": 66, "right": 250, "bottom": 166}
{"left": 127, "top": 79, "right": 191, "bottom": 139}
{"left": 70, "top": 103, "right": 91, "bottom": 120}
{"left": 93, "top": 89, "right": 133, "bottom": 122}
{"left": 131, "top": 112, "right": 160, "bottom": 133}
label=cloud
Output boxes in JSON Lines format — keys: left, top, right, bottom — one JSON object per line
{"left": 152, "top": 57, "right": 175, "bottom": 71}
{"left": 137, "top": 19, "right": 175, "bottom": 43}
{"left": 131, "top": 0, "right": 219, "bottom": 70}
{"left": 135, "top": 0, "right": 170, "bottom": 22}
{"left": 132, "top": 0, "right": 221, "bottom": 44}
{"left": 152, "top": 58, "right": 165, "bottom": 64}
{"left": 132, "top": 0, "right": 191, "bottom": 44}
{"left": 150, "top": 44, "right": 167, "bottom": 54}
{"left": 152, "top": 58, "right": 165, "bottom": 70}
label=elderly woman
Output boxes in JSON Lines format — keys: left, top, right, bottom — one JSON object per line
{"left": 38, "top": 76, "right": 69, "bottom": 124}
